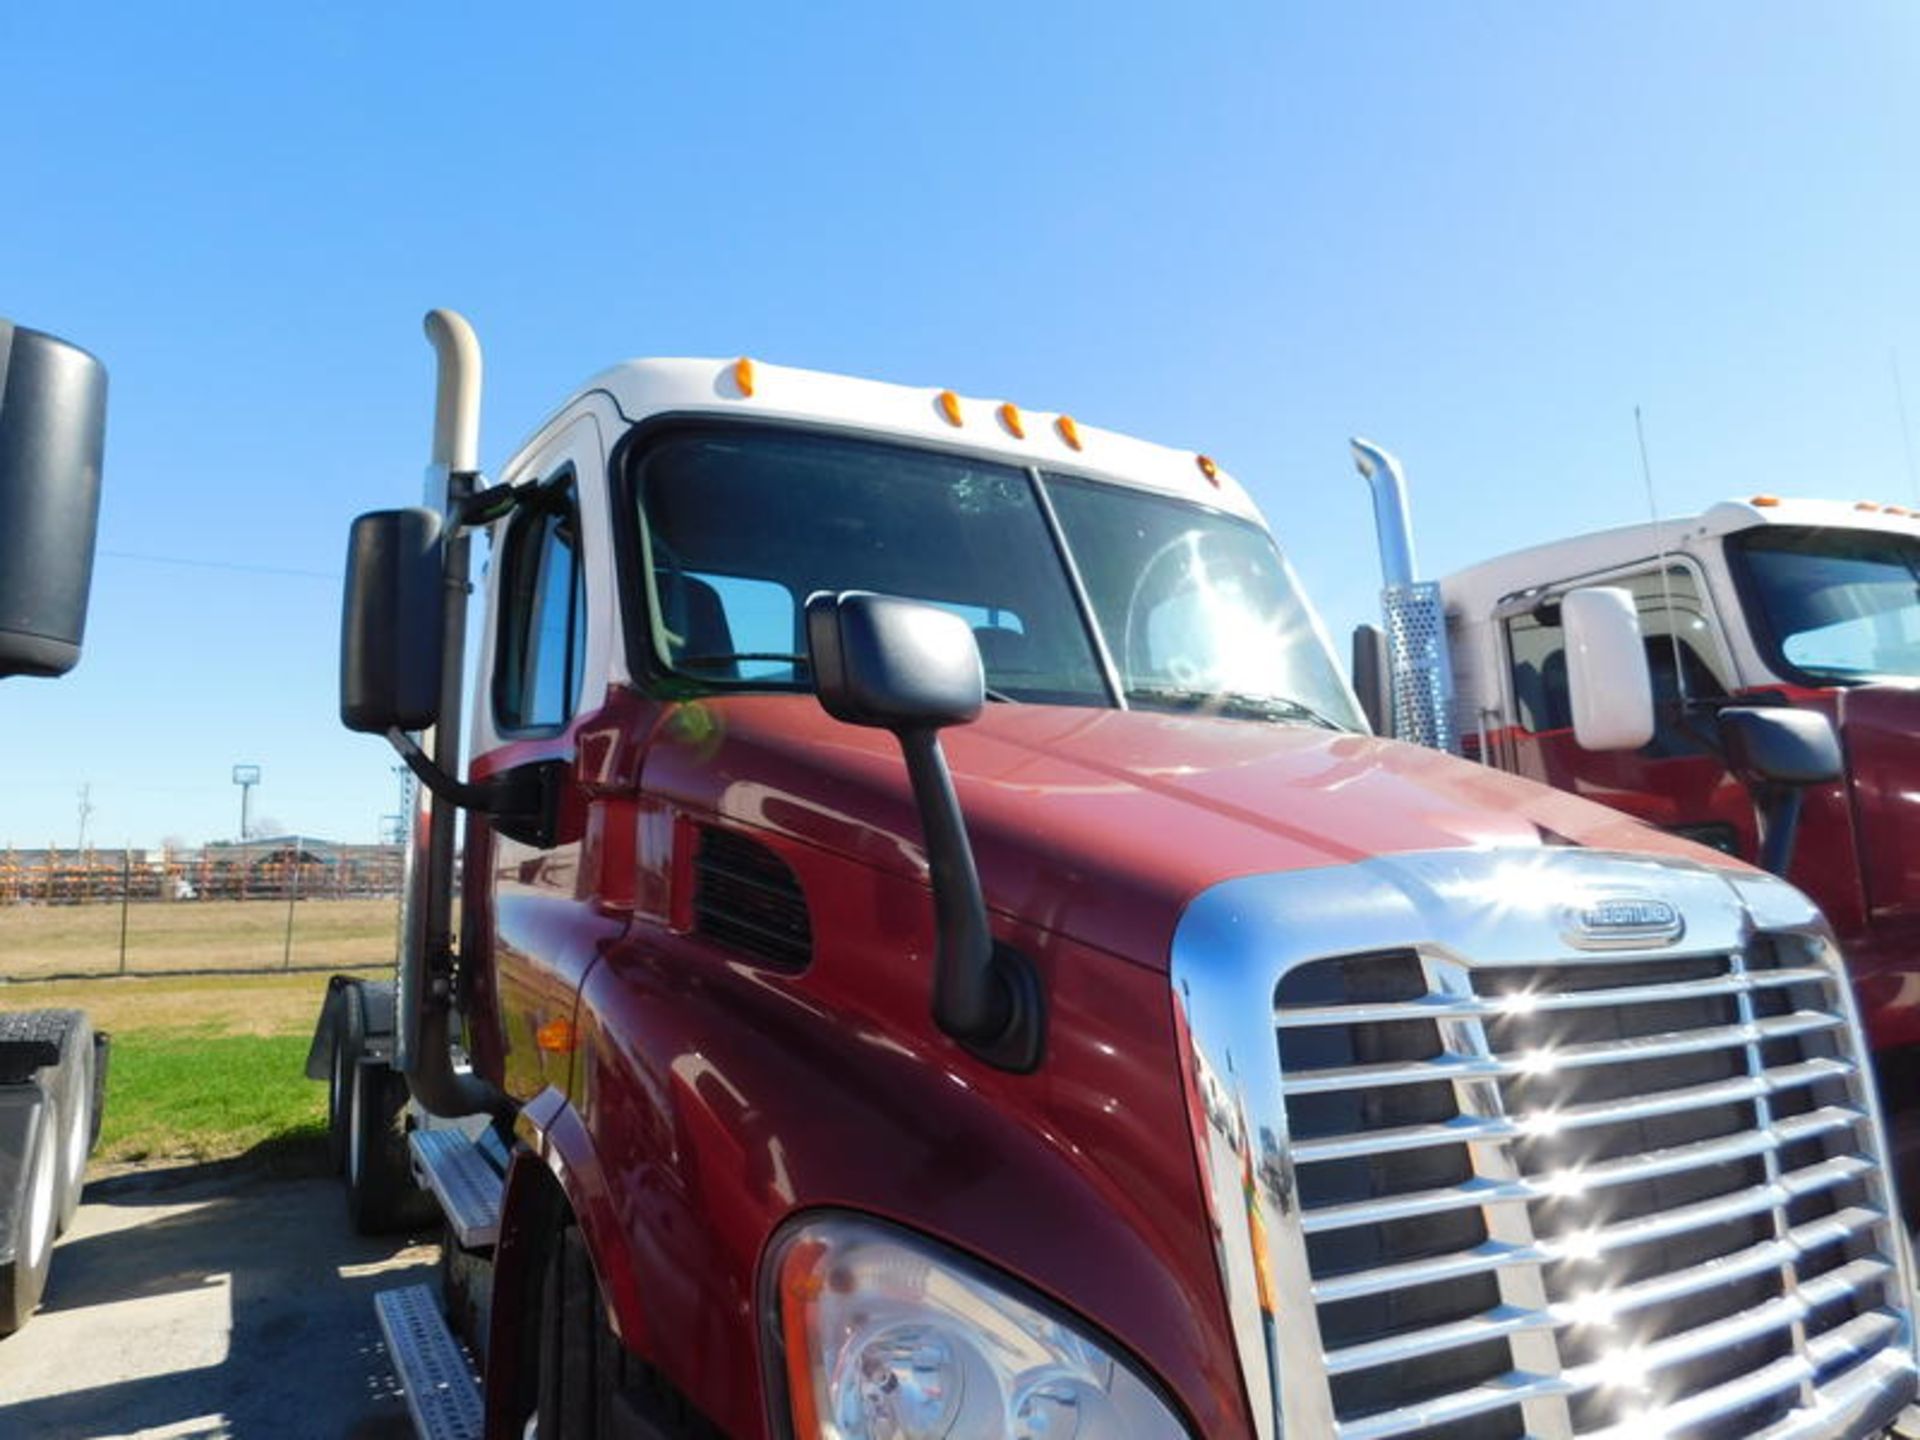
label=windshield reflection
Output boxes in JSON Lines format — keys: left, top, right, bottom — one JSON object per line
{"left": 1735, "top": 526, "right": 1920, "bottom": 683}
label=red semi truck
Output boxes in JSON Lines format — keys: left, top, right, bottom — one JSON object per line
{"left": 318, "top": 314, "right": 1920, "bottom": 1440}
{"left": 0, "top": 317, "right": 111, "bottom": 1335}
{"left": 1350, "top": 443, "right": 1920, "bottom": 1073}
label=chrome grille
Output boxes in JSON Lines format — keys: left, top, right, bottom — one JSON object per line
{"left": 1172, "top": 852, "right": 1918, "bottom": 1440}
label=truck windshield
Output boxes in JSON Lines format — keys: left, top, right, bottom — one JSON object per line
{"left": 1733, "top": 526, "right": 1920, "bottom": 683}
{"left": 629, "top": 426, "right": 1362, "bottom": 729}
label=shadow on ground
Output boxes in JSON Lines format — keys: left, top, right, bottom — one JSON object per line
{"left": 0, "top": 1140, "right": 438, "bottom": 1439}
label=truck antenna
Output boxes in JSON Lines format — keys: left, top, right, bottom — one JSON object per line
{"left": 1892, "top": 349, "right": 1920, "bottom": 507}
{"left": 1635, "top": 405, "right": 1688, "bottom": 716}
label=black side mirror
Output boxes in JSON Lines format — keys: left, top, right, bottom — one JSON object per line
{"left": 340, "top": 508, "right": 446, "bottom": 733}
{"left": 806, "top": 590, "right": 984, "bottom": 729}
{"left": 1716, "top": 707, "right": 1842, "bottom": 876}
{"left": 804, "top": 591, "right": 1042, "bottom": 1071}
{"left": 1351, "top": 623, "right": 1390, "bottom": 737}
{"left": 0, "top": 322, "right": 108, "bottom": 679}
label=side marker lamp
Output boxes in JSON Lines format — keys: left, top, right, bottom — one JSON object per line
{"left": 1196, "top": 454, "right": 1220, "bottom": 486}
{"left": 998, "top": 402, "right": 1026, "bottom": 439}
{"left": 1749, "top": 494, "right": 1781, "bottom": 507}
{"left": 734, "top": 358, "right": 756, "bottom": 397}
{"left": 938, "top": 390, "right": 964, "bottom": 427}
{"left": 771, "top": 1216, "right": 1191, "bottom": 1440}
{"left": 1056, "top": 415, "right": 1083, "bottom": 451}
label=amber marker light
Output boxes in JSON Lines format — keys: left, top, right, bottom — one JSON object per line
{"left": 1858, "top": 501, "right": 1883, "bottom": 512}
{"left": 1056, "top": 414, "right": 1083, "bottom": 450}
{"left": 938, "top": 389, "right": 964, "bottom": 427}
{"left": 535, "top": 1018, "right": 577, "bottom": 1054}
{"left": 998, "top": 402, "right": 1025, "bottom": 439}
{"left": 732, "top": 357, "right": 755, "bottom": 397}
{"left": 1749, "top": 494, "right": 1781, "bottom": 507}
{"left": 779, "top": 1239, "right": 829, "bottom": 1439}
{"left": 1197, "top": 454, "right": 1221, "bottom": 486}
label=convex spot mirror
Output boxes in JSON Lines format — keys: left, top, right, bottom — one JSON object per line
{"left": 340, "top": 507, "right": 445, "bottom": 733}
{"left": 1562, "top": 586, "right": 1655, "bottom": 753}
{"left": 804, "top": 591, "right": 984, "bottom": 731}
{"left": 1717, "top": 707, "right": 1842, "bottom": 788}
{"left": 0, "top": 321, "right": 108, "bottom": 679}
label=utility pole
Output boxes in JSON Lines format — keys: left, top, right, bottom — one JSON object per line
{"left": 75, "top": 783, "right": 93, "bottom": 852}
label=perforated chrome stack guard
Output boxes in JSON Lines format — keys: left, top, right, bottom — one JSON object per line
{"left": 1173, "top": 849, "right": 1919, "bottom": 1440}
{"left": 1380, "top": 581, "right": 1457, "bottom": 754}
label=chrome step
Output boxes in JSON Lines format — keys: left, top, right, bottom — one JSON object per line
{"left": 410, "top": 1127, "right": 503, "bottom": 1250}
{"left": 375, "top": 1283, "right": 483, "bottom": 1440}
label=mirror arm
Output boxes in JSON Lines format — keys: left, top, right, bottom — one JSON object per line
{"left": 1755, "top": 784, "right": 1805, "bottom": 878}
{"left": 897, "top": 726, "right": 1045, "bottom": 1071}
{"left": 386, "top": 728, "right": 492, "bottom": 810}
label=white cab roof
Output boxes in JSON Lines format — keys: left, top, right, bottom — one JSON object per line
{"left": 508, "top": 356, "right": 1261, "bottom": 521}
{"left": 1442, "top": 495, "right": 1920, "bottom": 614}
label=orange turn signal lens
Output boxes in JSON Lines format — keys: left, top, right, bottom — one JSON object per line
{"left": 535, "top": 1018, "right": 577, "bottom": 1054}
{"left": 1056, "top": 414, "right": 1083, "bottom": 450}
{"left": 998, "top": 402, "right": 1025, "bottom": 439}
{"left": 733, "top": 358, "right": 755, "bottom": 397}
{"left": 937, "top": 389, "right": 964, "bottom": 427}
{"left": 1749, "top": 494, "right": 1781, "bottom": 507}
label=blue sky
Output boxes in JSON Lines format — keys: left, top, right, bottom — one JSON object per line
{"left": 2, "top": 3, "right": 1916, "bottom": 849}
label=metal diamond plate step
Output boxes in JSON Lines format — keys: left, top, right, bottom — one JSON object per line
{"left": 375, "top": 1284, "right": 482, "bottom": 1440}
{"left": 409, "top": 1127, "right": 503, "bottom": 1250}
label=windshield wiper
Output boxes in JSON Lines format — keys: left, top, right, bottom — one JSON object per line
{"left": 1124, "top": 685, "right": 1346, "bottom": 731}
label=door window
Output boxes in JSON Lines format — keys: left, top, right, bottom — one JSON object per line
{"left": 495, "top": 480, "right": 587, "bottom": 732}
{"left": 1504, "top": 566, "right": 1733, "bottom": 743}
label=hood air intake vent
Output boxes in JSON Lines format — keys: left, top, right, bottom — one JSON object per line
{"left": 694, "top": 827, "right": 811, "bottom": 971}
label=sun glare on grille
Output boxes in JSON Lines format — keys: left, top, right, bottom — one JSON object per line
{"left": 1272, "top": 935, "right": 1907, "bottom": 1439}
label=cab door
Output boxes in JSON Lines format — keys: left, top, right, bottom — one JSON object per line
{"left": 1497, "top": 562, "right": 1758, "bottom": 856}
{"left": 463, "top": 412, "right": 633, "bottom": 1105}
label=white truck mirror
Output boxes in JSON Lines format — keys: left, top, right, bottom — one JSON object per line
{"left": 1562, "top": 587, "right": 1654, "bottom": 752}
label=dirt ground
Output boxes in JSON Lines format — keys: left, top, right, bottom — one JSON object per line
{"left": 0, "top": 1158, "right": 442, "bottom": 1439}
{"left": 0, "top": 898, "right": 400, "bottom": 978}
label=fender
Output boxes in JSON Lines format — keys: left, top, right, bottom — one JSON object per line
{"left": 484, "top": 1084, "right": 657, "bottom": 1426}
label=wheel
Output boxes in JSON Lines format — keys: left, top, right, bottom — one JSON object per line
{"left": 326, "top": 998, "right": 364, "bottom": 1176}
{"left": 529, "top": 1225, "right": 721, "bottom": 1439}
{"left": 345, "top": 1059, "right": 437, "bottom": 1235}
{"left": 0, "top": 1102, "right": 60, "bottom": 1335}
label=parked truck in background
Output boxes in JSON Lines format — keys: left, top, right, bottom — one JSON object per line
{"left": 0, "top": 316, "right": 112, "bottom": 1335}
{"left": 317, "top": 312, "right": 1920, "bottom": 1439}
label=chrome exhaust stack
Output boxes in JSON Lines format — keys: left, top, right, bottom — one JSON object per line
{"left": 396, "top": 308, "right": 501, "bottom": 1117}
{"left": 1351, "top": 438, "right": 1458, "bottom": 753}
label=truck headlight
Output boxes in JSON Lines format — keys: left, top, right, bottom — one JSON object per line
{"left": 769, "top": 1216, "right": 1192, "bottom": 1440}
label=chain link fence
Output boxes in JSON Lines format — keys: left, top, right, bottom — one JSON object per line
{"left": 0, "top": 841, "right": 407, "bottom": 979}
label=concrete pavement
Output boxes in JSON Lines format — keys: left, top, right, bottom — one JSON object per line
{"left": 0, "top": 1157, "right": 439, "bottom": 1439}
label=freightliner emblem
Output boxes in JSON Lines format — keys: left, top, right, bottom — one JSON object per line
{"left": 1564, "top": 894, "right": 1685, "bottom": 950}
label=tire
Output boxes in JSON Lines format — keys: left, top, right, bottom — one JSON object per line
{"left": 326, "top": 998, "right": 364, "bottom": 1176}
{"left": 0, "top": 1102, "right": 60, "bottom": 1336}
{"left": 530, "top": 1225, "right": 720, "bottom": 1439}
{"left": 345, "top": 1059, "right": 437, "bottom": 1235}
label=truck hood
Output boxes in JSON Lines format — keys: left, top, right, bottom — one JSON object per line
{"left": 645, "top": 695, "right": 1730, "bottom": 969}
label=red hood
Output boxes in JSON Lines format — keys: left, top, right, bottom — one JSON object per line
{"left": 644, "top": 696, "right": 1731, "bottom": 968}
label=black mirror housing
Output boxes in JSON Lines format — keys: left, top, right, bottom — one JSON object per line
{"left": 0, "top": 322, "right": 107, "bottom": 679}
{"left": 340, "top": 508, "right": 446, "bottom": 733}
{"left": 804, "top": 591, "right": 984, "bottom": 731}
{"left": 1717, "top": 707, "right": 1842, "bottom": 788}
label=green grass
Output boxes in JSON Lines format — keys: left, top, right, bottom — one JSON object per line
{"left": 97, "top": 1029, "right": 329, "bottom": 1166}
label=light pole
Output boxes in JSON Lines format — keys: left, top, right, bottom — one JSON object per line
{"left": 232, "top": 764, "right": 261, "bottom": 841}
